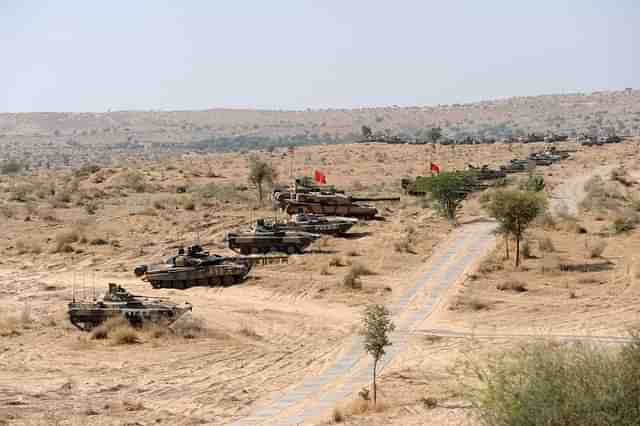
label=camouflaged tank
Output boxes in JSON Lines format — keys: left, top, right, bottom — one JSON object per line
{"left": 272, "top": 176, "right": 344, "bottom": 210}
{"left": 255, "top": 214, "right": 357, "bottom": 236}
{"left": 467, "top": 164, "right": 507, "bottom": 180}
{"left": 134, "top": 245, "right": 252, "bottom": 289}
{"left": 282, "top": 192, "right": 399, "bottom": 219}
{"left": 227, "top": 228, "right": 320, "bottom": 255}
{"left": 68, "top": 283, "right": 192, "bottom": 331}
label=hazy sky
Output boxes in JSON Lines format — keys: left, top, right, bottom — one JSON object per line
{"left": 1, "top": 1, "right": 637, "bottom": 112}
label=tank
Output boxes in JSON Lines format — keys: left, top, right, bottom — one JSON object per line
{"left": 68, "top": 283, "right": 192, "bottom": 331}
{"left": 134, "top": 245, "right": 252, "bottom": 289}
{"left": 272, "top": 176, "right": 399, "bottom": 212}
{"left": 255, "top": 214, "right": 357, "bottom": 236}
{"left": 401, "top": 174, "right": 488, "bottom": 197}
{"left": 467, "top": 165, "right": 507, "bottom": 180}
{"left": 282, "top": 192, "right": 399, "bottom": 219}
{"left": 227, "top": 229, "right": 320, "bottom": 255}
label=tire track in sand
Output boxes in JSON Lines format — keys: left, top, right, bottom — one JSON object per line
{"left": 230, "top": 221, "right": 496, "bottom": 425}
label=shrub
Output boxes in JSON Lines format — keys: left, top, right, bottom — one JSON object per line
{"left": 84, "top": 201, "right": 99, "bottom": 215}
{"left": 342, "top": 264, "right": 372, "bottom": 290}
{"left": 90, "top": 316, "right": 128, "bottom": 340}
{"left": 589, "top": 240, "right": 607, "bottom": 258}
{"left": 469, "top": 334, "right": 640, "bottom": 426}
{"left": 331, "top": 407, "right": 344, "bottom": 423}
{"left": 170, "top": 315, "right": 208, "bottom": 339}
{"left": 538, "top": 236, "right": 555, "bottom": 253}
{"left": 54, "top": 229, "right": 82, "bottom": 252}
{"left": 0, "top": 160, "right": 23, "bottom": 175}
{"left": 110, "top": 325, "right": 140, "bottom": 345}
{"left": 496, "top": 280, "right": 528, "bottom": 292}
{"left": 89, "top": 238, "right": 109, "bottom": 246}
{"left": 613, "top": 216, "right": 635, "bottom": 233}
{"left": 181, "top": 198, "right": 196, "bottom": 211}
{"left": 520, "top": 173, "right": 545, "bottom": 192}
{"left": 119, "top": 171, "right": 147, "bottom": 192}
{"left": 73, "top": 164, "right": 101, "bottom": 178}
{"left": 329, "top": 256, "right": 344, "bottom": 267}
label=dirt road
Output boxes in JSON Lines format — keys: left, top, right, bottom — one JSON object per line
{"left": 230, "top": 220, "right": 497, "bottom": 425}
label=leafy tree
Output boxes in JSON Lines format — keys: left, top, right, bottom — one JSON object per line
{"left": 420, "top": 171, "right": 472, "bottom": 223}
{"left": 361, "top": 304, "right": 395, "bottom": 406}
{"left": 426, "top": 127, "right": 443, "bottom": 144}
{"left": 361, "top": 125, "right": 372, "bottom": 139}
{"left": 248, "top": 156, "right": 276, "bottom": 204}
{"left": 484, "top": 190, "right": 546, "bottom": 267}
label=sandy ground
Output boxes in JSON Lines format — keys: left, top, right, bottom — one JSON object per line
{"left": 1, "top": 140, "right": 639, "bottom": 425}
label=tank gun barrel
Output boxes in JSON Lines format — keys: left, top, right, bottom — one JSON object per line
{"left": 350, "top": 196, "right": 400, "bottom": 202}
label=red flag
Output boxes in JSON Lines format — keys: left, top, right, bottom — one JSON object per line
{"left": 430, "top": 162, "right": 441, "bottom": 174}
{"left": 314, "top": 170, "right": 327, "bottom": 184}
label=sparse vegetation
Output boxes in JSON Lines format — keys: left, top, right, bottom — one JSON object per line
{"left": 248, "top": 156, "right": 277, "bottom": 205}
{"left": 496, "top": 280, "right": 528, "bottom": 292}
{"left": 170, "top": 315, "right": 209, "bottom": 339}
{"left": 1, "top": 160, "right": 23, "bottom": 175}
{"left": 538, "top": 236, "right": 555, "bottom": 253}
{"left": 589, "top": 239, "right": 607, "bottom": 258}
{"left": 469, "top": 333, "right": 640, "bottom": 426}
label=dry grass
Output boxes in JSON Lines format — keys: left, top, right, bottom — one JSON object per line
{"left": 110, "top": 325, "right": 140, "bottom": 345}
{"left": 329, "top": 256, "right": 345, "bottom": 267}
{"left": 15, "top": 238, "right": 43, "bottom": 255}
{"left": 496, "top": 280, "right": 528, "bottom": 292}
{"left": 90, "top": 316, "right": 129, "bottom": 340}
{"left": 588, "top": 239, "right": 607, "bottom": 258}
{"left": 53, "top": 228, "right": 83, "bottom": 253}
{"left": 449, "top": 295, "right": 490, "bottom": 311}
{"left": 0, "top": 315, "right": 20, "bottom": 337}
{"left": 538, "top": 236, "right": 555, "bottom": 253}
{"left": 170, "top": 314, "right": 210, "bottom": 339}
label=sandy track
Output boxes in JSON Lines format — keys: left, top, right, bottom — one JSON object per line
{"left": 229, "top": 221, "right": 496, "bottom": 425}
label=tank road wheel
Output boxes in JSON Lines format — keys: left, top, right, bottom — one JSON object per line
{"left": 222, "top": 276, "right": 235, "bottom": 287}
{"left": 241, "top": 247, "right": 250, "bottom": 255}
{"left": 151, "top": 280, "right": 161, "bottom": 289}
{"left": 287, "top": 245, "right": 297, "bottom": 255}
{"left": 251, "top": 247, "right": 260, "bottom": 255}
{"left": 196, "top": 279, "right": 208, "bottom": 287}
{"left": 208, "top": 276, "right": 222, "bottom": 287}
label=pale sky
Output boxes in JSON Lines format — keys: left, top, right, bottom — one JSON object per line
{"left": 1, "top": 1, "right": 637, "bottom": 112}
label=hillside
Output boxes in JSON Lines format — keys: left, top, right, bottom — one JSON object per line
{"left": 1, "top": 89, "right": 639, "bottom": 168}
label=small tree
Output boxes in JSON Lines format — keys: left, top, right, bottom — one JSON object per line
{"left": 426, "top": 127, "right": 442, "bottom": 144}
{"left": 361, "top": 304, "right": 395, "bottom": 406}
{"left": 485, "top": 190, "right": 546, "bottom": 267}
{"left": 248, "top": 156, "right": 276, "bottom": 205}
{"left": 420, "top": 171, "right": 471, "bottom": 224}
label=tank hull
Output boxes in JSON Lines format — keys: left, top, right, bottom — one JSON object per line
{"left": 284, "top": 201, "right": 377, "bottom": 219}
{"left": 144, "top": 262, "right": 251, "bottom": 289}
{"left": 227, "top": 232, "right": 319, "bottom": 255}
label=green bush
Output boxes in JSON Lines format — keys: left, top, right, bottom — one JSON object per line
{"left": 470, "top": 333, "right": 640, "bottom": 426}
{"left": 520, "top": 173, "right": 545, "bottom": 192}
